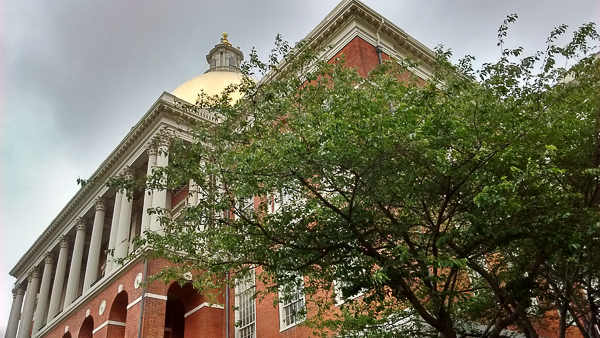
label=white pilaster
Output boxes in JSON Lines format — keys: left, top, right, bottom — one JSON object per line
{"left": 83, "top": 198, "right": 106, "bottom": 292}
{"left": 141, "top": 145, "right": 157, "bottom": 235}
{"left": 47, "top": 236, "right": 69, "bottom": 322}
{"left": 106, "top": 191, "right": 123, "bottom": 273}
{"left": 63, "top": 219, "right": 86, "bottom": 308}
{"left": 17, "top": 268, "right": 41, "bottom": 338}
{"left": 128, "top": 206, "right": 139, "bottom": 254}
{"left": 5, "top": 285, "right": 25, "bottom": 338}
{"left": 115, "top": 168, "right": 133, "bottom": 265}
{"left": 150, "top": 140, "right": 169, "bottom": 233}
{"left": 189, "top": 178, "right": 198, "bottom": 206}
{"left": 32, "top": 253, "right": 54, "bottom": 334}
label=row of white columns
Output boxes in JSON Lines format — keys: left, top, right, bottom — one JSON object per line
{"left": 4, "top": 143, "right": 169, "bottom": 338}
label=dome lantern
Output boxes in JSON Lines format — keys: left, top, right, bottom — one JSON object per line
{"left": 205, "top": 32, "right": 244, "bottom": 74}
{"left": 171, "top": 33, "right": 245, "bottom": 103}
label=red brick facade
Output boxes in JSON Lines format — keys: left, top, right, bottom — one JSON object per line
{"left": 330, "top": 36, "right": 387, "bottom": 77}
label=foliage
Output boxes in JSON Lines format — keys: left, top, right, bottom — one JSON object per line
{"left": 121, "top": 22, "right": 599, "bottom": 338}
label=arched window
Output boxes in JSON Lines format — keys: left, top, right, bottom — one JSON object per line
{"left": 165, "top": 283, "right": 186, "bottom": 338}
{"left": 164, "top": 282, "right": 222, "bottom": 338}
{"left": 78, "top": 316, "right": 94, "bottom": 338}
{"left": 107, "top": 291, "right": 128, "bottom": 337}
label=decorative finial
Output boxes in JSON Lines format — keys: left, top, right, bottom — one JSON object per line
{"left": 221, "top": 32, "right": 232, "bottom": 46}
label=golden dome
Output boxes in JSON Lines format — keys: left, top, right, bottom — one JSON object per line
{"left": 171, "top": 33, "right": 245, "bottom": 104}
{"left": 171, "top": 71, "right": 245, "bottom": 103}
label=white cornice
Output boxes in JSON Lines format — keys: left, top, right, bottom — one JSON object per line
{"left": 305, "top": 0, "right": 436, "bottom": 68}
{"left": 10, "top": 92, "right": 214, "bottom": 279}
{"left": 312, "top": 15, "right": 434, "bottom": 80}
{"left": 261, "top": 0, "right": 436, "bottom": 85}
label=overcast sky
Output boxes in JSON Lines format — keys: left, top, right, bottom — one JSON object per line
{"left": 0, "top": 0, "right": 598, "bottom": 332}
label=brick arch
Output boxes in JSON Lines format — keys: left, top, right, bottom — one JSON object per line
{"left": 166, "top": 282, "right": 205, "bottom": 313}
{"left": 62, "top": 332, "right": 72, "bottom": 338}
{"left": 78, "top": 315, "right": 94, "bottom": 338}
{"left": 165, "top": 282, "right": 224, "bottom": 338}
{"left": 107, "top": 291, "right": 128, "bottom": 337}
{"left": 165, "top": 283, "right": 186, "bottom": 338}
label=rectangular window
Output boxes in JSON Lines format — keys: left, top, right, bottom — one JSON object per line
{"left": 279, "top": 276, "right": 305, "bottom": 331}
{"left": 235, "top": 271, "right": 256, "bottom": 338}
{"left": 237, "top": 196, "right": 254, "bottom": 213}
{"left": 333, "top": 279, "right": 364, "bottom": 306}
{"left": 270, "top": 189, "right": 293, "bottom": 214}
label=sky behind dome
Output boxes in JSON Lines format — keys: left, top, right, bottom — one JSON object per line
{"left": 1, "top": 0, "right": 598, "bottom": 332}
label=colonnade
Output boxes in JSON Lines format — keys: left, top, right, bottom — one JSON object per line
{"left": 4, "top": 143, "right": 169, "bottom": 338}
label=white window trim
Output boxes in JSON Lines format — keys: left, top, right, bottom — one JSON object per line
{"left": 278, "top": 277, "right": 306, "bottom": 332}
{"left": 333, "top": 279, "right": 364, "bottom": 306}
{"left": 270, "top": 189, "right": 293, "bottom": 214}
{"left": 235, "top": 270, "right": 256, "bottom": 338}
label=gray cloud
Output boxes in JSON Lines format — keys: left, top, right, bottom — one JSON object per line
{"left": 1, "top": 0, "right": 597, "bottom": 329}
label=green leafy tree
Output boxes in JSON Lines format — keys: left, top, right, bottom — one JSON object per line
{"left": 120, "top": 21, "right": 599, "bottom": 338}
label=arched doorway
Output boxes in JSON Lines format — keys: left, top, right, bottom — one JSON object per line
{"left": 108, "top": 291, "right": 128, "bottom": 338}
{"left": 164, "top": 283, "right": 186, "bottom": 338}
{"left": 79, "top": 316, "right": 94, "bottom": 338}
{"left": 163, "top": 282, "right": 224, "bottom": 338}
{"left": 62, "top": 332, "right": 72, "bottom": 338}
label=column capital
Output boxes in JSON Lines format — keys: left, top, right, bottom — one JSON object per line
{"left": 121, "top": 166, "right": 134, "bottom": 179}
{"left": 28, "top": 267, "right": 41, "bottom": 281}
{"left": 12, "top": 284, "right": 24, "bottom": 297}
{"left": 146, "top": 144, "right": 158, "bottom": 156}
{"left": 156, "top": 129, "right": 174, "bottom": 148}
{"left": 44, "top": 252, "right": 54, "bottom": 265}
{"left": 76, "top": 217, "right": 87, "bottom": 231}
{"left": 59, "top": 235, "right": 71, "bottom": 249}
{"left": 95, "top": 197, "right": 106, "bottom": 211}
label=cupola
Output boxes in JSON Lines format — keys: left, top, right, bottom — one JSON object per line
{"left": 171, "top": 33, "right": 245, "bottom": 103}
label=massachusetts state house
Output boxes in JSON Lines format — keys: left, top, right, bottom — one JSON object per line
{"left": 4, "top": 1, "right": 437, "bottom": 337}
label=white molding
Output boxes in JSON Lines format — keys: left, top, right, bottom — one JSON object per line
{"left": 9, "top": 93, "right": 206, "bottom": 279}
{"left": 92, "top": 321, "right": 108, "bottom": 334}
{"left": 109, "top": 320, "right": 127, "bottom": 326}
{"left": 317, "top": 16, "right": 433, "bottom": 81}
{"left": 127, "top": 296, "right": 142, "bottom": 309}
{"left": 145, "top": 293, "right": 168, "bottom": 301}
{"left": 92, "top": 320, "right": 126, "bottom": 334}
{"left": 184, "top": 302, "right": 224, "bottom": 318}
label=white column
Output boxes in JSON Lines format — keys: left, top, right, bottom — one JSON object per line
{"left": 141, "top": 146, "right": 157, "bottom": 235}
{"left": 128, "top": 206, "right": 139, "bottom": 254}
{"left": 5, "top": 285, "right": 25, "bottom": 338}
{"left": 106, "top": 191, "right": 123, "bottom": 273}
{"left": 32, "top": 253, "right": 54, "bottom": 334}
{"left": 83, "top": 198, "right": 105, "bottom": 292}
{"left": 17, "top": 268, "right": 41, "bottom": 338}
{"left": 115, "top": 168, "right": 133, "bottom": 265}
{"left": 189, "top": 178, "right": 198, "bottom": 206}
{"left": 150, "top": 141, "right": 169, "bottom": 233}
{"left": 47, "top": 236, "right": 69, "bottom": 322}
{"left": 63, "top": 219, "right": 86, "bottom": 308}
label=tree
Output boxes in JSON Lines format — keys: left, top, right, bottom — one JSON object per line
{"left": 120, "top": 22, "right": 599, "bottom": 338}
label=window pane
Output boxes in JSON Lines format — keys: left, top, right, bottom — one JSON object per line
{"left": 236, "top": 272, "right": 256, "bottom": 338}
{"left": 280, "top": 275, "right": 305, "bottom": 329}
